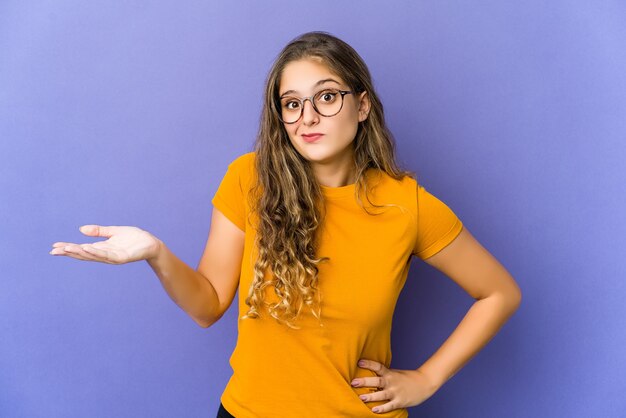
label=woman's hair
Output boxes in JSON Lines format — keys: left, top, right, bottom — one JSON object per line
{"left": 243, "top": 31, "right": 416, "bottom": 329}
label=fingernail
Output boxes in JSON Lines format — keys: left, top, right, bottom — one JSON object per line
{"left": 359, "top": 395, "right": 367, "bottom": 401}
{"left": 351, "top": 379, "right": 359, "bottom": 386}
{"left": 372, "top": 407, "right": 380, "bottom": 413}
{"left": 358, "top": 360, "right": 365, "bottom": 366}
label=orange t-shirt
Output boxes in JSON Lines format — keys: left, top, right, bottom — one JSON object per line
{"left": 211, "top": 152, "right": 463, "bottom": 417}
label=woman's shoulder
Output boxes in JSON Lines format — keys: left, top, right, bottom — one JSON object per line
{"left": 361, "top": 169, "right": 419, "bottom": 210}
{"left": 230, "top": 151, "right": 256, "bottom": 166}
{"left": 224, "top": 151, "right": 256, "bottom": 179}
{"left": 370, "top": 168, "right": 418, "bottom": 192}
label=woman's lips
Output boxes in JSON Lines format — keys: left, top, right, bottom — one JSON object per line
{"left": 302, "top": 134, "right": 324, "bottom": 143}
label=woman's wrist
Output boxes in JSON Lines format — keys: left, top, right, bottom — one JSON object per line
{"left": 415, "top": 365, "right": 447, "bottom": 391}
{"left": 146, "top": 237, "right": 165, "bottom": 264}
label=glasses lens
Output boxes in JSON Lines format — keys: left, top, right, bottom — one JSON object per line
{"left": 314, "top": 89, "right": 343, "bottom": 117}
{"left": 280, "top": 97, "right": 302, "bottom": 124}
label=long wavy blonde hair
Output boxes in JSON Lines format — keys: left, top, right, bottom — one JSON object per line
{"left": 241, "top": 31, "right": 416, "bottom": 329}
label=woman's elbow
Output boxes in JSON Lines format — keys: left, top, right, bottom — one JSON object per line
{"left": 505, "top": 279, "right": 522, "bottom": 312}
{"left": 193, "top": 312, "right": 223, "bottom": 328}
{"left": 490, "top": 275, "right": 522, "bottom": 313}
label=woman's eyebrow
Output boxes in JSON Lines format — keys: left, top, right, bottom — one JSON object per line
{"left": 279, "top": 79, "right": 341, "bottom": 97}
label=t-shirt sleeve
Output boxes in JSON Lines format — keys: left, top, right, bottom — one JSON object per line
{"left": 413, "top": 184, "right": 463, "bottom": 259}
{"left": 211, "top": 156, "right": 247, "bottom": 232}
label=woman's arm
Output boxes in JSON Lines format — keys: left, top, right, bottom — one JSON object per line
{"left": 417, "top": 226, "right": 522, "bottom": 388}
{"left": 50, "top": 223, "right": 230, "bottom": 328}
{"left": 148, "top": 207, "right": 244, "bottom": 328}
{"left": 50, "top": 208, "right": 243, "bottom": 328}
{"left": 147, "top": 240, "right": 224, "bottom": 328}
{"left": 353, "top": 226, "right": 521, "bottom": 413}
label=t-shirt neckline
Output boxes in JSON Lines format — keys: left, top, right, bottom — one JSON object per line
{"left": 319, "top": 168, "right": 377, "bottom": 200}
{"left": 320, "top": 182, "right": 356, "bottom": 199}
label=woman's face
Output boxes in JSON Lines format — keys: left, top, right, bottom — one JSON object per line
{"left": 278, "top": 58, "right": 370, "bottom": 168}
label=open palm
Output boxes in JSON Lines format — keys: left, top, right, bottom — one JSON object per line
{"left": 49, "top": 225, "right": 161, "bottom": 264}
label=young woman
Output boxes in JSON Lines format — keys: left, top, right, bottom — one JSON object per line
{"left": 50, "top": 32, "right": 522, "bottom": 417}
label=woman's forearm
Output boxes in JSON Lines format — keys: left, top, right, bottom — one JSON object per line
{"left": 146, "top": 240, "right": 222, "bottom": 328}
{"left": 417, "top": 291, "right": 522, "bottom": 388}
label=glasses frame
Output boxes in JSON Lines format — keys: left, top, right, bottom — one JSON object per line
{"left": 276, "top": 88, "right": 354, "bottom": 124}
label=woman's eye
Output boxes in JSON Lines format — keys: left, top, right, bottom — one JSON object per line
{"left": 319, "top": 92, "right": 337, "bottom": 102}
{"left": 284, "top": 101, "right": 300, "bottom": 110}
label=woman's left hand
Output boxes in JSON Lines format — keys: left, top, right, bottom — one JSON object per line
{"left": 352, "top": 359, "right": 441, "bottom": 414}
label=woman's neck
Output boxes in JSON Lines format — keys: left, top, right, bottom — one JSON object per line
{"left": 313, "top": 161, "right": 357, "bottom": 187}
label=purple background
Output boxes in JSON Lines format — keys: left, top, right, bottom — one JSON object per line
{"left": 2, "top": 1, "right": 625, "bottom": 417}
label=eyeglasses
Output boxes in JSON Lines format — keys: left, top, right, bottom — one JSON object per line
{"left": 276, "top": 88, "right": 354, "bottom": 124}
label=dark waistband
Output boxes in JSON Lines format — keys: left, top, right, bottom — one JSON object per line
{"left": 217, "top": 402, "right": 235, "bottom": 418}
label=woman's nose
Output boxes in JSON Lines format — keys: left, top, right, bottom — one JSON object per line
{"left": 301, "top": 99, "right": 319, "bottom": 125}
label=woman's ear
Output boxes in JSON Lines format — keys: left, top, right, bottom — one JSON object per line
{"left": 357, "top": 91, "right": 371, "bottom": 122}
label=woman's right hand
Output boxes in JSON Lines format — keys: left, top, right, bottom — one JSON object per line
{"left": 49, "top": 225, "right": 162, "bottom": 264}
